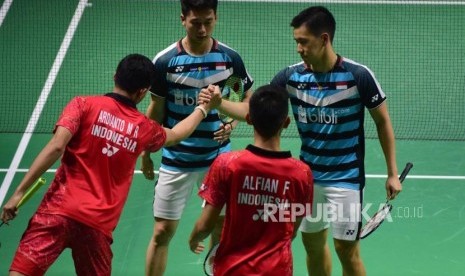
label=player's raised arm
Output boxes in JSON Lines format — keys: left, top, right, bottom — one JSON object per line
{"left": 163, "top": 101, "right": 212, "bottom": 147}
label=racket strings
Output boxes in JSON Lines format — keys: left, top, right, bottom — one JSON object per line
{"left": 218, "top": 75, "right": 244, "bottom": 124}
{"left": 360, "top": 204, "right": 392, "bottom": 237}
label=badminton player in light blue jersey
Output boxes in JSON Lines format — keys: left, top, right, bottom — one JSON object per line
{"left": 141, "top": 1, "right": 253, "bottom": 275}
{"left": 271, "top": 6, "right": 401, "bottom": 276}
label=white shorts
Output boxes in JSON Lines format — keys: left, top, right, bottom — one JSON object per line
{"left": 300, "top": 184, "right": 363, "bottom": 241}
{"left": 153, "top": 168, "right": 207, "bottom": 220}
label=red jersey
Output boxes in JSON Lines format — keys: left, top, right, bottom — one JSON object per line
{"left": 199, "top": 145, "right": 313, "bottom": 276}
{"left": 37, "top": 93, "right": 166, "bottom": 238}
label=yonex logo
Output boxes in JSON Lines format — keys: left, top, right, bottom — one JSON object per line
{"left": 102, "top": 143, "right": 119, "bottom": 157}
{"left": 346, "top": 229, "right": 355, "bottom": 235}
{"left": 371, "top": 95, "right": 379, "bottom": 102}
{"left": 252, "top": 209, "right": 265, "bottom": 221}
{"left": 175, "top": 66, "right": 184, "bottom": 72}
{"left": 298, "top": 83, "right": 307, "bottom": 89}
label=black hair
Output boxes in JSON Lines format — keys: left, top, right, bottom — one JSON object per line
{"left": 181, "top": 0, "right": 218, "bottom": 16}
{"left": 114, "top": 54, "right": 156, "bottom": 95}
{"left": 249, "top": 84, "right": 289, "bottom": 139}
{"left": 291, "top": 6, "right": 336, "bottom": 42}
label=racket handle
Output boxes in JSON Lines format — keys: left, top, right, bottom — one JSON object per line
{"left": 16, "top": 178, "right": 46, "bottom": 208}
{"left": 399, "top": 162, "right": 413, "bottom": 183}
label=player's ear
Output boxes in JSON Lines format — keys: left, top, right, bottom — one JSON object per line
{"left": 136, "top": 88, "right": 149, "bottom": 103}
{"left": 282, "top": 116, "right": 291, "bottom": 129}
{"left": 321, "top": 33, "right": 329, "bottom": 47}
{"left": 180, "top": 14, "right": 186, "bottom": 25}
{"left": 246, "top": 113, "right": 252, "bottom": 125}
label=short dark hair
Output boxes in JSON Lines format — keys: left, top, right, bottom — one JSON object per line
{"left": 291, "top": 6, "right": 336, "bottom": 42}
{"left": 181, "top": 0, "right": 218, "bottom": 16}
{"left": 114, "top": 54, "right": 156, "bottom": 94}
{"left": 249, "top": 85, "right": 289, "bottom": 139}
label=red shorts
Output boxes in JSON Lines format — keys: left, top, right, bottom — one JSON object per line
{"left": 10, "top": 212, "right": 113, "bottom": 276}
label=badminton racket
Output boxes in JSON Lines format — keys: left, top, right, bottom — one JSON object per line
{"left": 359, "top": 162, "right": 413, "bottom": 239}
{"left": 0, "top": 177, "right": 47, "bottom": 227}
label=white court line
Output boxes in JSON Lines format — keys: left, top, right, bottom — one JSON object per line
{"left": 222, "top": 0, "right": 465, "bottom": 4}
{"left": 0, "top": 0, "right": 89, "bottom": 206}
{"left": 0, "top": 0, "right": 13, "bottom": 27}
{"left": 1, "top": 169, "right": 464, "bottom": 180}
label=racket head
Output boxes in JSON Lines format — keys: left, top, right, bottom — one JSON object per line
{"left": 203, "top": 244, "right": 219, "bottom": 276}
{"left": 360, "top": 162, "right": 413, "bottom": 239}
{"left": 218, "top": 75, "right": 244, "bottom": 124}
{"left": 360, "top": 202, "right": 393, "bottom": 239}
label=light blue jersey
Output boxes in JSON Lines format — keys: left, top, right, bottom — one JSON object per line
{"left": 271, "top": 56, "right": 386, "bottom": 190}
{"left": 152, "top": 39, "right": 253, "bottom": 172}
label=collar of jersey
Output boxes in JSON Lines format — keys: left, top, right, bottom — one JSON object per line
{"left": 246, "top": 144, "right": 292, "bottom": 159}
{"left": 105, "top": 93, "right": 137, "bottom": 109}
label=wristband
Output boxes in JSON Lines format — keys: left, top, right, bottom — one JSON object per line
{"left": 195, "top": 106, "right": 208, "bottom": 119}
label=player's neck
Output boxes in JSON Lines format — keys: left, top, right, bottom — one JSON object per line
{"left": 113, "top": 87, "right": 137, "bottom": 103}
{"left": 253, "top": 134, "right": 281, "bottom": 152}
{"left": 182, "top": 37, "right": 212, "bottom": 56}
{"left": 310, "top": 51, "right": 338, "bottom": 73}
{"left": 113, "top": 87, "right": 129, "bottom": 98}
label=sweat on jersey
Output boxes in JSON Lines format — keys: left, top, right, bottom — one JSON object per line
{"left": 271, "top": 55, "right": 386, "bottom": 191}
{"left": 37, "top": 93, "right": 166, "bottom": 238}
{"left": 151, "top": 39, "right": 253, "bottom": 172}
{"left": 199, "top": 145, "right": 313, "bottom": 276}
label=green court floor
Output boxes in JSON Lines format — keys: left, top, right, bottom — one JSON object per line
{"left": 1, "top": 135, "right": 465, "bottom": 275}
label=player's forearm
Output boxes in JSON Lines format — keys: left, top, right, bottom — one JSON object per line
{"left": 189, "top": 229, "right": 211, "bottom": 246}
{"left": 164, "top": 106, "right": 210, "bottom": 146}
{"left": 190, "top": 204, "right": 221, "bottom": 245}
{"left": 218, "top": 101, "right": 249, "bottom": 121}
{"left": 190, "top": 220, "right": 215, "bottom": 245}
{"left": 16, "top": 130, "right": 68, "bottom": 195}
{"left": 376, "top": 120, "right": 398, "bottom": 177}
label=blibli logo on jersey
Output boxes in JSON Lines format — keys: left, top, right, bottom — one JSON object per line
{"left": 298, "top": 105, "right": 338, "bottom": 124}
{"left": 174, "top": 89, "right": 198, "bottom": 106}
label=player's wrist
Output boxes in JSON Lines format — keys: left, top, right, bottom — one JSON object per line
{"left": 195, "top": 105, "right": 208, "bottom": 119}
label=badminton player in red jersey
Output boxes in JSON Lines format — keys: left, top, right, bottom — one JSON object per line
{"left": 1, "top": 54, "right": 213, "bottom": 276}
{"left": 189, "top": 84, "right": 314, "bottom": 276}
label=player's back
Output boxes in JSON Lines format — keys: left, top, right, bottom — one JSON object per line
{"left": 38, "top": 94, "right": 166, "bottom": 238}
{"left": 213, "top": 145, "right": 313, "bottom": 276}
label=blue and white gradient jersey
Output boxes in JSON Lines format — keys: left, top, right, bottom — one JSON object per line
{"left": 152, "top": 39, "right": 253, "bottom": 172}
{"left": 271, "top": 56, "right": 386, "bottom": 190}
